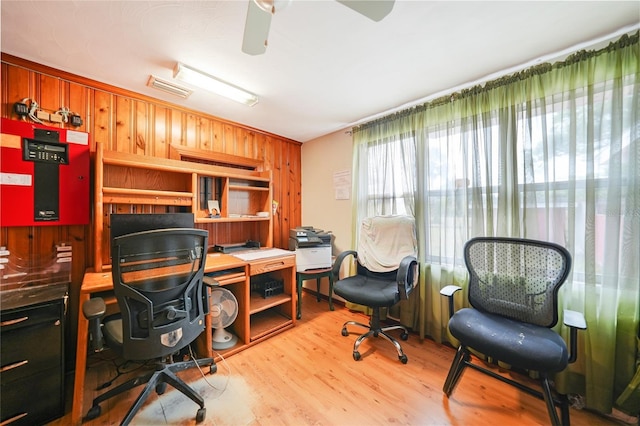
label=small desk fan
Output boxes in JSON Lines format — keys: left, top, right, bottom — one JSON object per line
{"left": 210, "top": 287, "right": 239, "bottom": 349}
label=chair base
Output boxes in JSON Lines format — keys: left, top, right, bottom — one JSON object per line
{"left": 341, "top": 307, "right": 409, "bottom": 363}
{"left": 443, "top": 345, "right": 570, "bottom": 426}
{"left": 85, "top": 356, "right": 216, "bottom": 426}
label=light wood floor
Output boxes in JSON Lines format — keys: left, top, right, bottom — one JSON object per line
{"left": 52, "top": 291, "right": 628, "bottom": 426}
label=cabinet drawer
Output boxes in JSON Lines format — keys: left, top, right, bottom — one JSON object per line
{"left": 0, "top": 366, "right": 64, "bottom": 426}
{"left": 0, "top": 301, "right": 61, "bottom": 332}
{"left": 0, "top": 322, "right": 63, "bottom": 384}
{"left": 1, "top": 302, "right": 63, "bottom": 384}
{"left": 250, "top": 255, "right": 295, "bottom": 275}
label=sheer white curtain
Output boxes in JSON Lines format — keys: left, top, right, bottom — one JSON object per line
{"left": 353, "top": 113, "right": 417, "bottom": 221}
{"left": 351, "top": 32, "right": 639, "bottom": 416}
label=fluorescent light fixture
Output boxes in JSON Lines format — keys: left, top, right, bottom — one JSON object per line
{"left": 147, "top": 75, "right": 193, "bottom": 98}
{"left": 173, "top": 62, "right": 259, "bottom": 107}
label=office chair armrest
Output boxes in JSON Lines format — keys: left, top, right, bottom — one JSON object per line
{"left": 564, "top": 309, "right": 587, "bottom": 329}
{"left": 564, "top": 309, "right": 587, "bottom": 363}
{"left": 83, "top": 297, "right": 106, "bottom": 320}
{"left": 83, "top": 297, "right": 106, "bottom": 352}
{"left": 440, "top": 285, "right": 463, "bottom": 319}
{"left": 398, "top": 255, "right": 418, "bottom": 299}
{"left": 332, "top": 250, "right": 357, "bottom": 279}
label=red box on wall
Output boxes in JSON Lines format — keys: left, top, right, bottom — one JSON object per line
{"left": 0, "top": 118, "right": 90, "bottom": 226}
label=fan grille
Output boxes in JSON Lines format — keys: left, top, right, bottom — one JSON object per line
{"left": 210, "top": 287, "right": 238, "bottom": 328}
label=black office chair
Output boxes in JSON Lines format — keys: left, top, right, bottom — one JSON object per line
{"left": 82, "top": 228, "right": 216, "bottom": 425}
{"left": 333, "top": 215, "right": 418, "bottom": 363}
{"left": 440, "top": 237, "right": 587, "bottom": 426}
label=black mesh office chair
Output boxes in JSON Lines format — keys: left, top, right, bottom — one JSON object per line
{"left": 333, "top": 215, "right": 418, "bottom": 363}
{"left": 82, "top": 228, "right": 216, "bottom": 425}
{"left": 440, "top": 237, "right": 587, "bottom": 426}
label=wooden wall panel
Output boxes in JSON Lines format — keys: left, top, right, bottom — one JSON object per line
{"left": 2, "top": 64, "right": 32, "bottom": 118}
{"left": 212, "top": 120, "right": 224, "bottom": 152}
{"left": 198, "top": 116, "right": 212, "bottom": 151}
{"left": 170, "top": 109, "right": 183, "bottom": 147}
{"left": 1, "top": 228, "right": 32, "bottom": 265}
{"left": 269, "top": 136, "right": 285, "bottom": 248}
{"left": 153, "top": 105, "right": 170, "bottom": 158}
{"left": 184, "top": 113, "right": 197, "bottom": 149}
{"left": 135, "top": 100, "right": 149, "bottom": 155}
{"left": 92, "top": 90, "right": 112, "bottom": 150}
{"left": 38, "top": 73, "right": 61, "bottom": 114}
{"left": 0, "top": 53, "right": 301, "bottom": 371}
{"left": 287, "top": 141, "right": 302, "bottom": 233}
{"left": 114, "top": 96, "right": 131, "bottom": 152}
{"left": 66, "top": 81, "right": 90, "bottom": 134}
{"left": 223, "top": 122, "right": 235, "bottom": 154}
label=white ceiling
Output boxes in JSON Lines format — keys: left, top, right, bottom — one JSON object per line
{"left": 1, "top": 1, "right": 639, "bottom": 142}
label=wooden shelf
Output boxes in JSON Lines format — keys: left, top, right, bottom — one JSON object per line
{"left": 195, "top": 216, "right": 271, "bottom": 224}
{"left": 229, "top": 185, "right": 270, "bottom": 191}
{"left": 104, "top": 148, "right": 266, "bottom": 181}
{"left": 249, "top": 292, "right": 292, "bottom": 315}
{"left": 250, "top": 310, "right": 293, "bottom": 341}
{"left": 102, "top": 187, "right": 193, "bottom": 205}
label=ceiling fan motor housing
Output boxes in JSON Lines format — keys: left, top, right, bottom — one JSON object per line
{"left": 254, "top": 0, "right": 291, "bottom": 14}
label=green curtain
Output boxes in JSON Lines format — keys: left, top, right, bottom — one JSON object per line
{"left": 347, "top": 113, "right": 421, "bottom": 321}
{"left": 350, "top": 32, "right": 639, "bottom": 416}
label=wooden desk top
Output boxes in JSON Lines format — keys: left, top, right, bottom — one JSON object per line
{"left": 81, "top": 253, "right": 248, "bottom": 294}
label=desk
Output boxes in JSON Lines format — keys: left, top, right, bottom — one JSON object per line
{"left": 296, "top": 267, "right": 334, "bottom": 319}
{"left": 71, "top": 252, "right": 296, "bottom": 425}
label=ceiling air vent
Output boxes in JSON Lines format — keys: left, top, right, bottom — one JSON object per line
{"left": 147, "top": 75, "right": 193, "bottom": 98}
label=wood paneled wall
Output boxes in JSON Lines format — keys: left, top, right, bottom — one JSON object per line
{"left": 0, "top": 53, "right": 302, "bottom": 369}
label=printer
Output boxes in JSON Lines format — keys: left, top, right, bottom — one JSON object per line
{"left": 289, "top": 226, "right": 332, "bottom": 272}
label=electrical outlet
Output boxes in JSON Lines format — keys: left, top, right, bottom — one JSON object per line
{"left": 70, "top": 115, "right": 83, "bottom": 127}
{"left": 13, "top": 102, "right": 29, "bottom": 117}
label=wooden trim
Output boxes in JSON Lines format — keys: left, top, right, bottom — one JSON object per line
{"left": 94, "top": 143, "right": 104, "bottom": 272}
{"left": 169, "top": 143, "right": 264, "bottom": 171}
{"left": 104, "top": 148, "right": 269, "bottom": 180}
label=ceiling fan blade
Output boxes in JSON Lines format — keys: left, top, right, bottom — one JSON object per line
{"left": 242, "top": 0, "right": 272, "bottom": 55}
{"left": 336, "top": 0, "right": 395, "bottom": 22}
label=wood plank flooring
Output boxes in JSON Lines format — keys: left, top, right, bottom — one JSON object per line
{"left": 51, "top": 291, "right": 630, "bottom": 425}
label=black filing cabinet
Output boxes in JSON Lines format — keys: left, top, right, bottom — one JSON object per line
{"left": 0, "top": 283, "right": 67, "bottom": 425}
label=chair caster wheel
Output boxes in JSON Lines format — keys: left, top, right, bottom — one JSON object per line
{"left": 209, "top": 364, "right": 217, "bottom": 374}
{"left": 399, "top": 354, "right": 408, "bottom": 364}
{"left": 85, "top": 405, "right": 101, "bottom": 420}
{"left": 401, "top": 332, "right": 409, "bottom": 341}
{"left": 156, "top": 382, "right": 167, "bottom": 394}
{"left": 353, "top": 351, "right": 361, "bottom": 361}
{"left": 341, "top": 327, "right": 349, "bottom": 336}
{"left": 196, "top": 407, "right": 206, "bottom": 423}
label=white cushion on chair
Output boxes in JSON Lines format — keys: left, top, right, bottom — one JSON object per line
{"left": 358, "top": 215, "right": 417, "bottom": 273}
